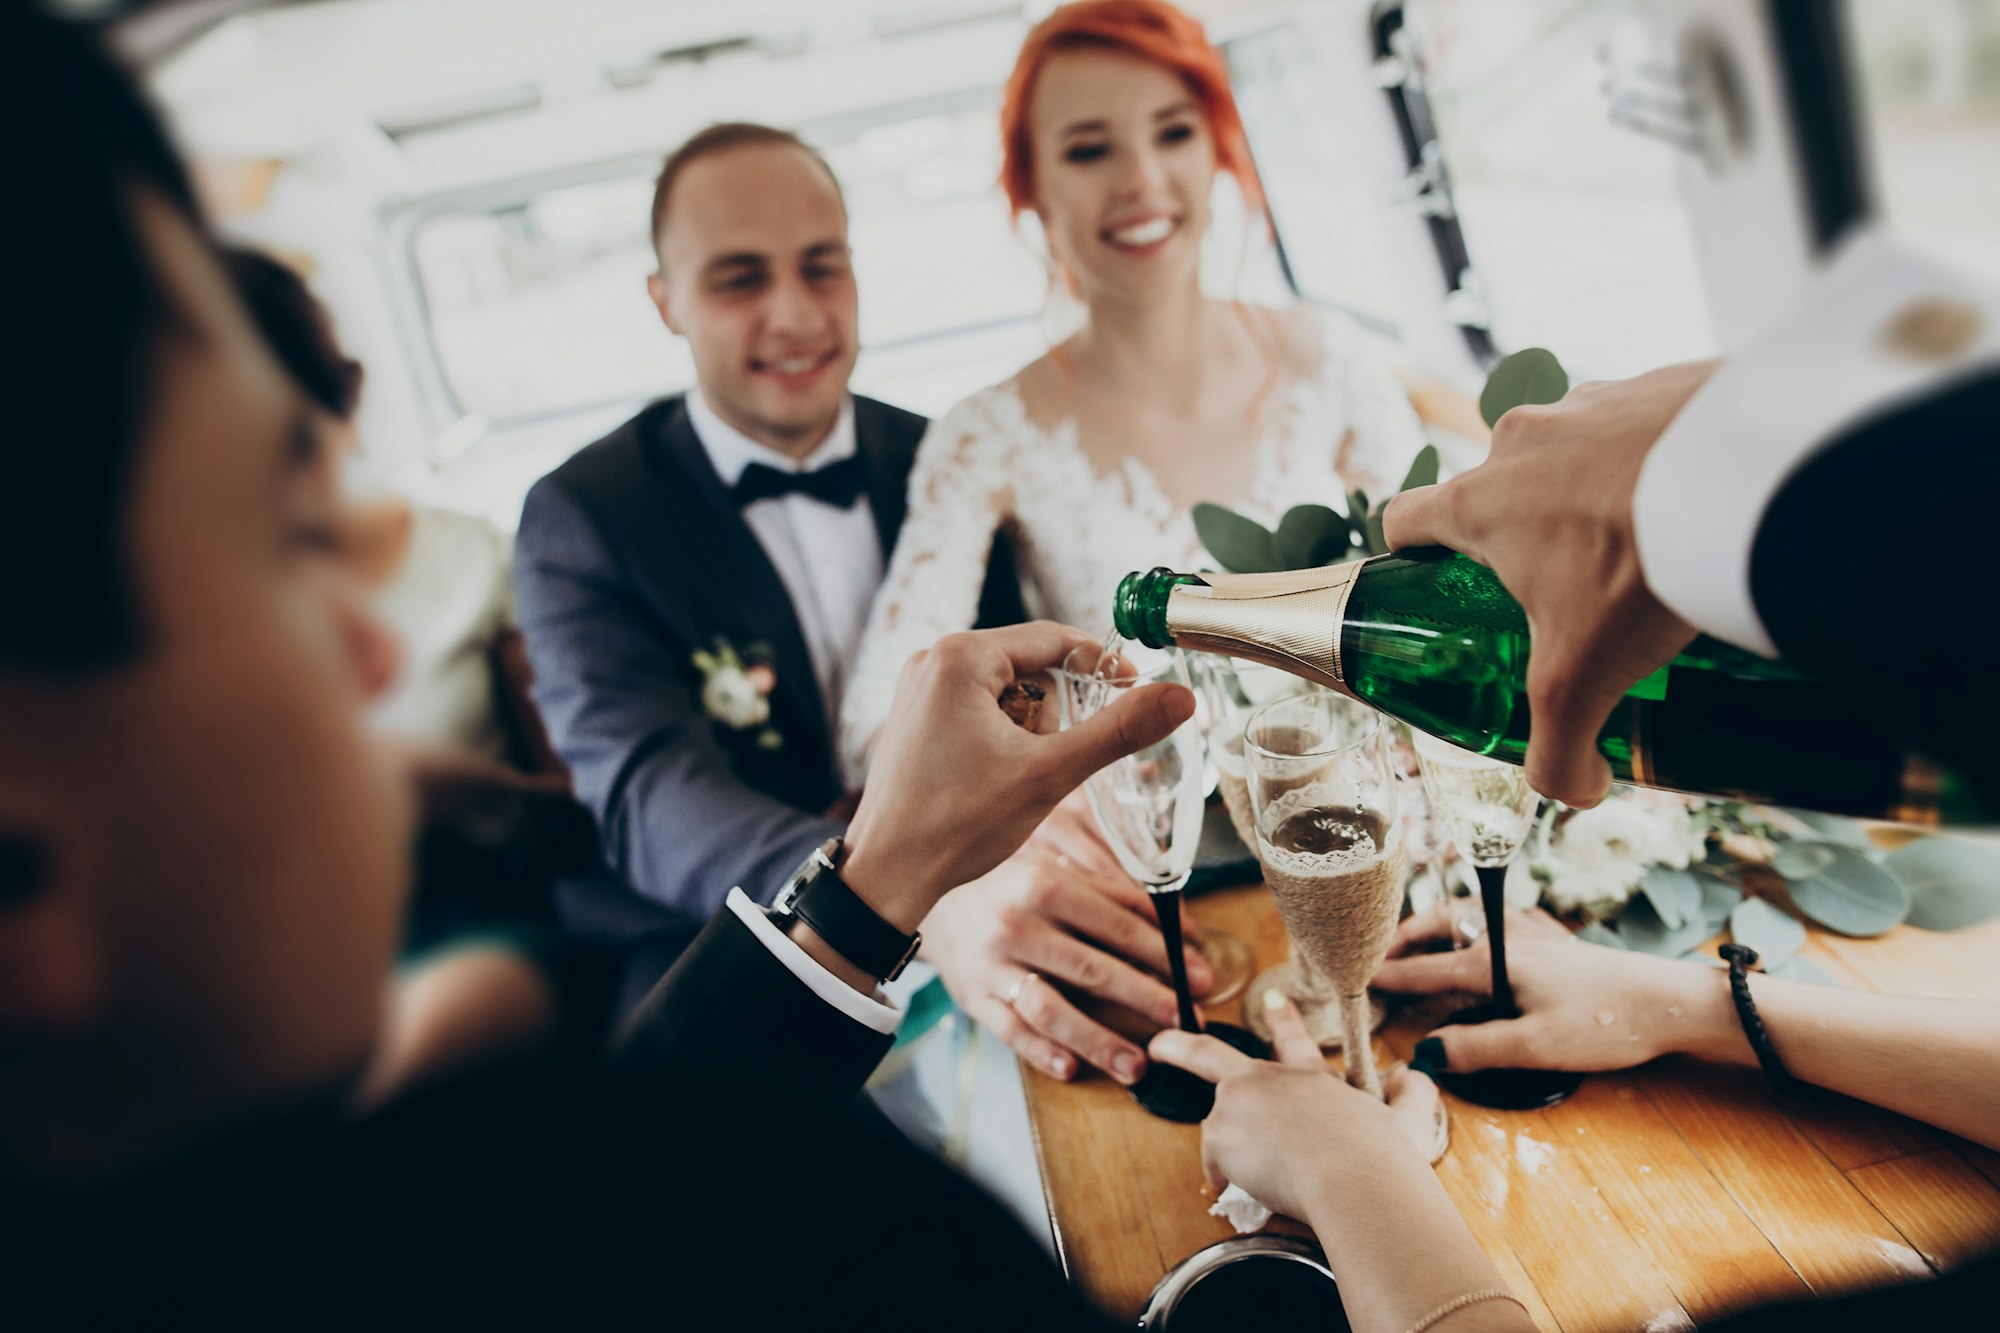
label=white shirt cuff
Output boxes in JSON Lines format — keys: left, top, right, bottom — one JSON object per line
{"left": 724, "top": 887, "right": 901, "bottom": 1036}
{"left": 1633, "top": 229, "right": 2000, "bottom": 657}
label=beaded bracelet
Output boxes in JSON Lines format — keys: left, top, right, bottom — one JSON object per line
{"left": 1717, "top": 943, "right": 1800, "bottom": 1094}
{"left": 1406, "top": 1289, "right": 1530, "bottom": 1333}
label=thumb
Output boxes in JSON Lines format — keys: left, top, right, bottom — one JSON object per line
{"left": 1046, "top": 682, "right": 1194, "bottom": 787}
{"left": 1424, "top": 1016, "right": 1546, "bottom": 1074}
{"left": 1522, "top": 636, "right": 1616, "bottom": 809}
{"left": 1381, "top": 483, "right": 1465, "bottom": 555}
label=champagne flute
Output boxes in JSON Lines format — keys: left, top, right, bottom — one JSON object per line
{"left": 1056, "top": 645, "right": 1269, "bottom": 1122}
{"left": 1244, "top": 692, "right": 1404, "bottom": 1096}
{"left": 1195, "top": 667, "right": 1382, "bottom": 1050}
{"left": 1412, "top": 731, "right": 1583, "bottom": 1109}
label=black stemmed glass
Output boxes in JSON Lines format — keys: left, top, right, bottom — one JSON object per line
{"left": 1412, "top": 731, "right": 1582, "bottom": 1109}
{"left": 1057, "top": 645, "right": 1268, "bottom": 1121}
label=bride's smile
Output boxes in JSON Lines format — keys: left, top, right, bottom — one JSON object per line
{"left": 1101, "top": 213, "right": 1182, "bottom": 256}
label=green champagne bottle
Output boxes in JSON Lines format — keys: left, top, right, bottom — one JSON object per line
{"left": 1115, "top": 549, "right": 1980, "bottom": 825}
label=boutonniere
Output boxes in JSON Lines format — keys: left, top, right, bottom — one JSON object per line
{"left": 692, "top": 637, "right": 782, "bottom": 750}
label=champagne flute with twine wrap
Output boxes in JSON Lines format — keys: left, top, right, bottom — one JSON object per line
{"left": 1245, "top": 692, "right": 1404, "bottom": 1096}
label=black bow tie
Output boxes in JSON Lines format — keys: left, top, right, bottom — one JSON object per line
{"left": 732, "top": 456, "right": 867, "bottom": 510}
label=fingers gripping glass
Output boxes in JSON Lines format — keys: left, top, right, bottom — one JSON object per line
{"left": 1056, "top": 645, "right": 1267, "bottom": 1122}
{"left": 1412, "top": 731, "right": 1581, "bottom": 1110}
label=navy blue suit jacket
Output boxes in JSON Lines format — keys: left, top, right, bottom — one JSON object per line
{"left": 514, "top": 393, "right": 1023, "bottom": 983}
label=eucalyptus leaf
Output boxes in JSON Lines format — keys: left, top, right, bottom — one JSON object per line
{"left": 1887, "top": 835, "right": 2000, "bottom": 932}
{"left": 1364, "top": 505, "right": 1388, "bottom": 556}
{"left": 1576, "top": 921, "right": 1627, "bottom": 950}
{"left": 1274, "top": 504, "right": 1352, "bottom": 569}
{"left": 1781, "top": 809, "right": 1873, "bottom": 848}
{"left": 1781, "top": 842, "right": 1911, "bottom": 937}
{"left": 1771, "top": 956, "right": 1841, "bottom": 987}
{"left": 1730, "top": 897, "right": 1806, "bottom": 970}
{"left": 1697, "top": 871, "right": 1742, "bottom": 930}
{"left": 1772, "top": 842, "right": 1838, "bottom": 880}
{"left": 1639, "top": 866, "right": 1700, "bottom": 931}
{"left": 1478, "top": 347, "right": 1569, "bottom": 427}
{"left": 1615, "top": 891, "right": 1718, "bottom": 957}
{"left": 1398, "top": 443, "right": 1440, "bottom": 493}
{"left": 1192, "top": 504, "right": 1280, "bottom": 573}
{"left": 1347, "top": 489, "right": 1370, "bottom": 523}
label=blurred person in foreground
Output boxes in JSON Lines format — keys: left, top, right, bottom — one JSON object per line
{"left": 223, "top": 246, "right": 609, "bottom": 1103}
{"left": 513, "top": 117, "right": 1214, "bottom": 1098}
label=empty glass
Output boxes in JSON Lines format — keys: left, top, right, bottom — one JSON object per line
{"left": 1056, "top": 644, "right": 1267, "bottom": 1121}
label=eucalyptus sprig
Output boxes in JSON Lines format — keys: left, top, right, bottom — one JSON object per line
{"left": 1190, "top": 347, "right": 1571, "bottom": 574}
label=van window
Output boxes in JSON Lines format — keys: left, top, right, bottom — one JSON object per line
{"left": 406, "top": 99, "right": 1048, "bottom": 426}
{"left": 1844, "top": 0, "right": 2000, "bottom": 279}
{"left": 1401, "top": 0, "right": 1720, "bottom": 377}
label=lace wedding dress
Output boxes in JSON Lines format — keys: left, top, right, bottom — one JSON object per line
{"left": 839, "top": 309, "right": 1431, "bottom": 787}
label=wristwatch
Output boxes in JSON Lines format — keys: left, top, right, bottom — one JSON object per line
{"left": 770, "top": 837, "right": 922, "bottom": 982}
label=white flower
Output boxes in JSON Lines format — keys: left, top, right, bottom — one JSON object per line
{"left": 702, "top": 665, "right": 770, "bottom": 730}
{"left": 1543, "top": 858, "right": 1647, "bottom": 915}
{"left": 1569, "top": 798, "right": 1692, "bottom": 868}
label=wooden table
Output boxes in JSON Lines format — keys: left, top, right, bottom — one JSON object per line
{"left": 1021, "top": 881, "right": 2000, "bottom": 1329}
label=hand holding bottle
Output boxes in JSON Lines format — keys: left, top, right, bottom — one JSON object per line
{"left": 1382, "top": 362, "right": 1715, "bottom": 807}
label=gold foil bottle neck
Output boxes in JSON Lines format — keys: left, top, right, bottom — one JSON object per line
{"left": 1165, "top": 562, "right": 1368, "bottom": 691}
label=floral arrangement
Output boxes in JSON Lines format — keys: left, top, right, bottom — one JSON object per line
{"left": 692, "top": 637, "right": 782, "bottom": 751}
{"left": 1477, "top": 791, "right": 2000, "bottom": 982}
{"left": 1193, "top": 345, "right": 2000, "bottom": 972}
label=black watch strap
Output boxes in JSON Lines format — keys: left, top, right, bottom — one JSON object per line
{"left": 776, "top": 839, "right": 922, "bottom": 982}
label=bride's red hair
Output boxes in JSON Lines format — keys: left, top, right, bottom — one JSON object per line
{"left": 999, "top": 0, "right": 1265, "bottom": 217}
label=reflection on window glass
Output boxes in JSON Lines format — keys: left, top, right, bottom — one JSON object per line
{"left": 1228, "top": 22, "right": 1410, "bottom": 333}
{"left": 414, "top": 177, "right": 676, "bottom": 423}
{"left": 1408, "top": 0, "right": 1718, "bottom": 377}
{"left": 1845, "top": 0, "right": 2000, "bottom": 279}
{"left": 410, "top": 104, "right": 1050, "bottom": 424}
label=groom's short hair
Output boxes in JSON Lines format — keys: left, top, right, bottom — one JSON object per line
{"left": 649, "top": 122, "right": 843, "bottom": 260}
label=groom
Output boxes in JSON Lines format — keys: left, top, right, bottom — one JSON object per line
{"left": 514, "top": 124, "right": 1030, "bottom": 1000}
{"left": 517, "top": 124, "right": 1208, "bottom": 1086}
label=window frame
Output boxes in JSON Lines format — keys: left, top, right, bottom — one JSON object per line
{"left": 1368, "top": 0, "right": 1495, "bottom": 365}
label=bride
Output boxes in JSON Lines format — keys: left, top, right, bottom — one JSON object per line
{"left": 839, "top": 0, "right": 1430, "bottom": 782}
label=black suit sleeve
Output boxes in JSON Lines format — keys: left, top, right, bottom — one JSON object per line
{"left": 612, "top": 904, "right": 893, "bottom": 1106}
{"left": 1749, "top": 367, "right": 2000, "bottom": 806}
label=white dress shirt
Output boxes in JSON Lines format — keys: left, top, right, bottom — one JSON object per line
{"left": 690, "top": 390, "right": 906, "bottom": 1033}
{"left": 687, "top": 390, "right": 885, "bottom": 727}
{"left": 1634, "top": 230, "right": 1999, "bottom": 656}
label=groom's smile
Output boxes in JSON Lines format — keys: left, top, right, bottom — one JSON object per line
{"left": 751, "top": 345, "right": 844, "bottom": 391}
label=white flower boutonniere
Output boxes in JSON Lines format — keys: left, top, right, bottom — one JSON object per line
{"left": 692, "top": 638, "right": 782, "bottom": 751}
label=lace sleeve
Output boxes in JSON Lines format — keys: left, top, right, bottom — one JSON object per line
{"left": 837, "top": 392, "right": 1013, "bottom": 788}
{"left": 1318, "top": 310, "right": 1431, "bottom": 500}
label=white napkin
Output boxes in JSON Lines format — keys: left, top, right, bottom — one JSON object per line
{"left": 1209, "top": 1183, "right": 1273, "bottom": 1233}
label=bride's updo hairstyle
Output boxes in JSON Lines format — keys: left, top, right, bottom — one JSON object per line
{"left": 998, "top": 0, "right": 1265, "bottom": 222}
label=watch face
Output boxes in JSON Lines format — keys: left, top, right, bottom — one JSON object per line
{"left": 777, "top": 838, "right": 842, "bottom": 911}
